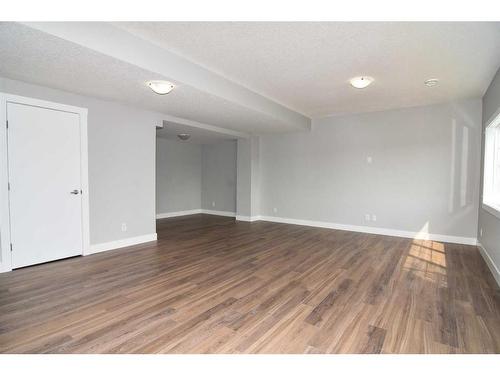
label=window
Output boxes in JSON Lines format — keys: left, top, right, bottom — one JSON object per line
{"left": 483, "top": 112, "right": 500, "bottom": 218}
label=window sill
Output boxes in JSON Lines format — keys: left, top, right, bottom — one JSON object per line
{"left": 482, "top": 202, "right": 500, "bottom": 220}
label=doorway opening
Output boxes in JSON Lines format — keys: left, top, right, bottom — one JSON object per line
{"left": 155, "top": 120, "right": 238, "bottom": 238}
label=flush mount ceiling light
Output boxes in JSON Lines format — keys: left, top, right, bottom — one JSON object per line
{"left": 177, "top": 133, "right": 191, "bottom": 141}
{"left": 147, "top": 80, "right": 175, "bottom": 95}
{"left": 350, "top": 76, "right": 374, "bottom": 89}
{"left": 424, "top": 78, "right": 439, "bottom": 87}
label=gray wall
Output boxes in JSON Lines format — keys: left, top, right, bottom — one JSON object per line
{"left": 156, "top": 139, "right": 237, "bottom": 215}
{"left": 236, "top": 137, "right": 261, "bottom": 218}
{"left": 236, "top": 138, "right": 251, "bottom": 217}
{"left": 259, "top": 99, "right": 482, "bottom": 239}
{"left": 156, "top": 137, "right": 202, "bottom": 214}
{"left": 1, "top": 76, "right": 159, "bottom": 246}
{"left": 250, "top": 137, "right": 261, "bottom": 217}
{"left": 201, "top": 141, "right": 237, "bottom": 212}
{"left": 478, "top": 67, "right": 500, "bottom": 273}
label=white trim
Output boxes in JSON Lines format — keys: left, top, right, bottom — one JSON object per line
{"left": 0, "top": 261, "right": 11, "bottom": 273}
{"left": 236, "top": 215, "right": 261, "bottom": 222}
{"left": 79, "top": 110, "right": 90, "bottom": 256}
{"left": 158, "top": 210, "right": 477, "bottom": 247}
{"left": 0, "top": 95, "right": 9, "bottom": 272}
{"left": 482, "top": 111, "right": 500, "bottom": 215}
{"left": 201, "top": 209, "right": 236, "bottom": 217}
{"left": 88, "top": 233, "right": 157, "bottom": 255}
{"left": 477, "top": 242, "right": 500, "bottom": 287}
{"left": 156, "top": 209, "right": 236, "bottom": 219}
{"left": 156, "top": 209, "right": 202, "bottom": 219}
{"left": 0, "top": 93, "right": 90, "bottom": 272}
{"left": 484, "top": 107, "right": 500, "bottom": 132}
{"left": 258, "top": 215, "right": 477, "bottom": 245}
{"left": 482, "top": 202, "right": 500, "bottom": 220}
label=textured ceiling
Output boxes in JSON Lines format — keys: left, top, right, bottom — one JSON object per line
{"left": 114, "top": 22, "right": 500, "bottom": 117}
{"left": 157, "top": 120, "right": 238, "bottom": 144}
{"left": 0, "top": 22, "right": 295, "bottom": 134}
{"left": 2, "top": 22, "right": 500, "bottom": 135}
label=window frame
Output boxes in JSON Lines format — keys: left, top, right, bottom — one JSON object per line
{"left": 483, "top": 111, "right": 500, "bottom": 220}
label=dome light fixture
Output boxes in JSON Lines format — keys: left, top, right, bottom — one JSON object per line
{"left": 177, "top": 133, "right": 191, "bottom": 141}
{"left": 147, "top": 80, "right": 175, "bottom": 95}
{"left": 424, "top": 78, "right": 439, "bottom": 87}
{"left": 350, "top": 76, "right": 374, "bottom": 89}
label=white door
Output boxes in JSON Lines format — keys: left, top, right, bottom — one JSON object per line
{"left": 7, "top": 102, "right": 83, "bottom": 268}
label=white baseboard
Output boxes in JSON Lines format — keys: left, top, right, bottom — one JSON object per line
{"left": 156, "top": 209, "right": 236, "bottom": 219}
{"left": 477, "top": 242, "right": 500, "bottom": 287}
{"left": 201, "top": 209, "right": 236, "bottom": 217}
{"left": 258, "top": 215, "right": 477, "bottom": 245}
{"left": 0, "top": 262, "right": 11, "bottom": 273}
{"left": 156, "top": 209, "right": 202, "bottom": 219}
{"left": 236, "top": 215, "right": 261, "bottom": 222}
{"left": 88, "top": 233, "right": 157, "bottom": 255}
{"left": 155, "top": 210, "right": 477, "bottom": 246}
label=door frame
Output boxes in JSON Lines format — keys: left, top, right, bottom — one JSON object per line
{"left": 0, "top": 93, "right": 90, "bottom": 272}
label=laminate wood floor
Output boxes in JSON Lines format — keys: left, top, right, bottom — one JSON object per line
{"left": 1, "top": 214, "right": 499, "bottom": 353}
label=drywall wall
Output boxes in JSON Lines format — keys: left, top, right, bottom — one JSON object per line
{"left": 250, "top": 137, "right": 261, "bottom": 218}
{"left": 478, "top": 67, "right": 500, "bottom": 284}
{"left": 156, "top": 138, "right": 237, "bottom": 216}
{"left": 259, "top": 99, "right": 482, "bottom": 241}
{"left": 156, "top": 137, "right": 202, "bottom": 214}
{"left": 236, "top": 137, "right": 261, "bottom": 219}
{"left": 201, "top": 141, "right": 237, "bottom": 213}
{"left": 236, "top": 138, "right": 251, "bottom": 217}
{"left": 0, "top": 77, "right": 159, "bottom": 250}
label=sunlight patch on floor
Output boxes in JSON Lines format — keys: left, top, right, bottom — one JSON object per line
{"left": 403, "top": 237, "right": 447, "bottom": 285}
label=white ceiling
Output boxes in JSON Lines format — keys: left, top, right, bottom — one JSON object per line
{"left": 1, "top": 22, "right": 500, "bottom": 137}
{"left": 0, "top": 22, "right": 304, "bottom": 135}
{"left": 114, "top": 22, "right": 500, "bottom": 117}
{"left": 157, "top": 120, "right": 238, "bottom": 144}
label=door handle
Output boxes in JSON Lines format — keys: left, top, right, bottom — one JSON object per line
{"left": 70, "top": 189, "right": 80, "bottom": 195}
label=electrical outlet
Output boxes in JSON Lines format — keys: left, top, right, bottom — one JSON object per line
{"left": 372, "top": 214, "right": 377, "bottom": 222}
{"left": 480, "top": 228, "right": 483, "bottom": 237}
{"left": 212, "top": 201, "right": 216, "bottom": 207}
{"left": 121, "top": 223, "right": 127, "bottom": 232}
{"left": 273, "top": 207, "right": 278, "bottom": 213}
{"left": 365, "top": 214, "right": 371, "bottom": 221}
{"left": 367, "top": 156, "right": 373, "bottom": 164}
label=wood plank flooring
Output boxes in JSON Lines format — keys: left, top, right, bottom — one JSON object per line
{"left": 1, "top": 214, "right": 499, "bottom": 353}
